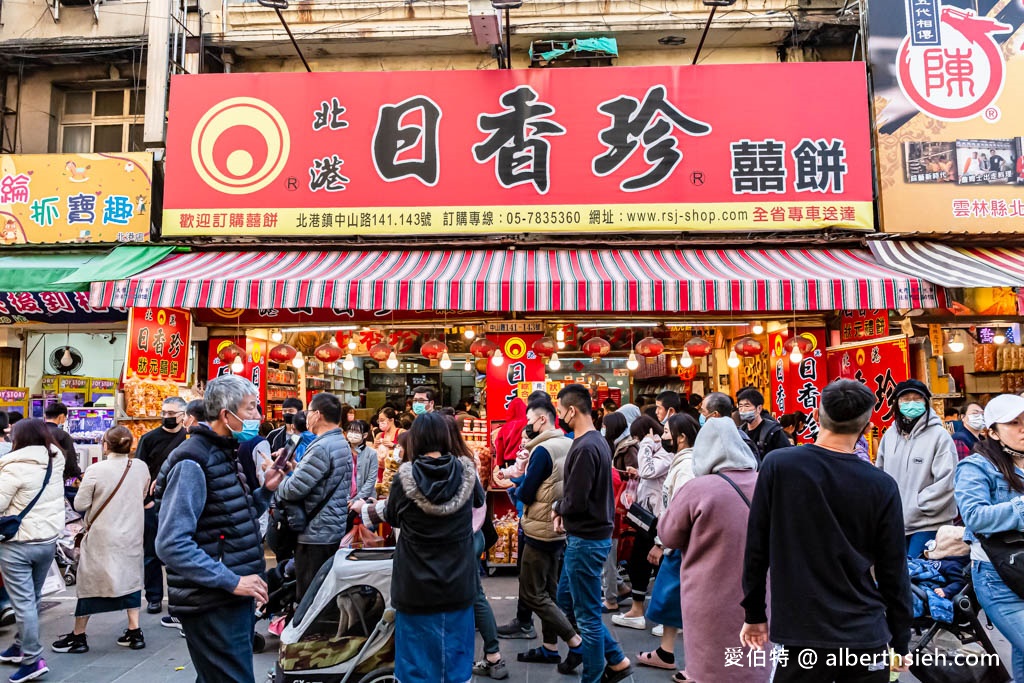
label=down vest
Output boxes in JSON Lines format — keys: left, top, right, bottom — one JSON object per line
{"left": 276, "top": 428, "right": 352, "bottom": 544}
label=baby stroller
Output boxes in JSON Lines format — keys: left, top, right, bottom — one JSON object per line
{"left": 54, "top": 497, "right": 83, "bottom": 586}
{"left": 274, "top": 547, "right": 396, "bottom": 683}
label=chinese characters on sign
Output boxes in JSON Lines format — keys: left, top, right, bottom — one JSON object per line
{"left": 486, "top": 334, "right": 544, "bottom": 435}
{"left": 125, "top": 307, "right": 191, "bottom": 384}
{"left": 826, "top": 335, "right": 910, "bottom": 445}
{"left": 0, "top": 291, "right": 127, "bottom": 326}
{"left": 839, "top": 310, "right": 890, "bottom": 343}
{"left": 162, "top": 63, "right": 874, "bottom": 236}
{"left": 769, "top": 330, "right": 827, "bottom": 444}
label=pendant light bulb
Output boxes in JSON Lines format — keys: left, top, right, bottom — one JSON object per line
{"left": 727, "top": 349, "right": 740, "bottom": 368}
{"left": 464, "top": 358, "right": 473, "bottom": 373}
{"left": 556, "top": 340, "right": 565, "bottom": 350}
{"left": 948, "top": 331, "right": 964, "bottom": 353}
{"left": 464, "top": 328, "right": 476, "bottom": 340}
{"left": 60, "top": 347, "right": 73, "bottom": 368}
{"left": 670, "top": 355, "right": 678, "bottom": 369}
{"left": 271, "top": 330, "right": 283, "bottom": 343}
{"left": 752, "top": 321, "right": 764, "bottom": 335}
{"left": 439, "top": 351, "right": 452, "bottom": 370}
{"left": 680, "top": 349, "right": 693, "bottom": 368}
{"left": 548, "top": 353, "right": 561, "bottom": 371}
{"left": 347, "top": 339, "right": 357, "bottom": 350}
{"left": 556, "top": 328, "right": 565, "bottom": 342}
{"left": 386, "top": 350, "right": 399, "bottom": 369}
{"left": 789, "top": 347, "right": 803, "bottom": 364}
{"left": 292, "top": 352, "right": 305, "bottom": 369}
{"left": 342, "top": 353, "right": 355, "bottom": 371}
{"left": 491, "top": 349, "right": 505, "bottom": 366}
{"left": 994, "top": 333, "right": 1007, "bottom": 345}
{"left": 230, "top": 355, "right": 245, "bottom": 374}
{"left": 626, "top": 351, "right": 639, "bottom": 371}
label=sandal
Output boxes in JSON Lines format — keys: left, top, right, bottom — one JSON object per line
{"left": 673, "top": 671, "right": 695, "bottom": 683}
{"left": 636, "top": 649, "right": 675, "bottom": 670}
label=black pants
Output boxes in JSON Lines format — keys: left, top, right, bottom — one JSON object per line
{"left": 772, "top": 646, "right": 890, "bottom": 682}
{"left": 179, "top": 599, "right": 256, "bottom": 683}
{"left": 626, "top": 529, "right": 656, "bottom": 601}
{"left": 294, "top": 542, "right": 338, "bottom": 601}
{"left": 143, "top": 506, "right": 163, "bottom": 604}
{"left": 520, "top": 542, "right": 576, "bottom": 646}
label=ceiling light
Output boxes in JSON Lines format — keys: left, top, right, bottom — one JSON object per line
{"left": 751, "top": 321, "right": 764, "bottom": 335}
{"left": 548, "top": 352, "right": 561, "bottom": 371}
{"left": 347, "top": 339, "right": 357, "bottom": 350}
{"left": 557, "top": 340, "right": 565, "bottom": 350}
{"left": 680, "top": 349, "right": 693, "bottom": 368}
{"left": 292, "top": 352, "right": 305, "bottom": 369}
{"left": 626, "top": 351, "right": 639, "bottom": 371}
{"left": 789, "top": 347, "right": 803, "bottom": 364}
{"left": 230, "top": 355, "right": 245, "bottom": 374}
{"left": 948, "top": 331, "right": 964, "bottom": 353}
{"left": 60, "top": 347, "right": 73, "bottom": 367}
{"left": 994, "top": 333, "right": 1007, "bottom": 345}
{"left": 342, "top": 353, "right": 355, "bottom": 371}
{"left": 670, "top": 355, "right": 678, "bottom": 369}
{"left": 386, "top": 350, "right": 399, "bottom": 369}
{"left": 491, "top": 349, "right": 505, "bottom": 366}
{"left": 556, "top": 328, "right": 565, "bottom": 342}
{"left": 288, "top": 325, "right": 359, "bottom": 333}
{"left": 271, "top": 330, "right": 283, "bottom": 343}
{"left": 727, "top": 349, "right": 740, "bottom": 368}
{"left": 464, "top": 358, "right": 473, "bottom": 372}
{"left": 439, "top": 351, "right": 452, "bottom": 370}
{"left": 464, "top": 328, "right": 476, "bottom": 340}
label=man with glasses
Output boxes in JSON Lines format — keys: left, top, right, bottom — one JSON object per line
{"left": 137, "top": 397, "right": 188, "bottom": 614}
{"left": 411, "top": 386, "right": 435, "bottom": 417}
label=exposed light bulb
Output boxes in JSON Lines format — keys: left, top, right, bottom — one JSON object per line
{"left": 548, "top": 353, "right": 561, "bottom": 371}
{"left": 727, "top": 350, "right": 740, "bottom": 368}
{"left": 386, "top": 351, "right": 399, "bottom": 369}
{"left": 464, "top": 328, "right": 476, "bottom": 340}
{"left": 948, "top": 332, "right": 964, "bottom": 353}
{"left": 60, "top": 347, "right": 73, "bottom": 368}
{"left": 670, "top": 355, "right": 678, "bottom": 369}
{"left": 347, "top": 339, "right": 357, "bottom": 350}
{"left": 292, "top": 352, "right": 305, "bottom": 369}
{"left": 342, "top": 353, "right": 355, "bottom": 371}
{"left": 681, "top": 349, "right": 693, "bottom": 368}
{"left": 491, "top": 349, "right": 505, "bottom": 366}
{"left": 556, "top": 328, "right": 565, "bottom": 342}
{"left": 271, "top": 330, "right": 283, "bottom": 343}
{"left": 752, "top": 321, "right": 764, "bottom": 335}
{"left": 230, "top": 355, "right": 245, "bottom": 374}
{"left": 556, "top": 340, "right": 565, "bottom": 350}
{"left": 789, "top": 347, "right": 803, "bottom": 364}
{"left": 439, "top": 351, "right": 452, "bottom": 370}
{"left": 994, "top": 333, "right": 1007, "bottom": 345}
{"left": 464, "top": 358, "right": 473, "bottom": 372}
{"left": 626, "top": 351, "right": 639, "bottom": 371}
{"left": 330, "top": 337, "right": 339, "bottom": 347}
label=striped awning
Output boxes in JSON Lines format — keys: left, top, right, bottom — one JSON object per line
{"left": 869, "top": 241, "right": 1024, "bottom": 288}
{"left": 90, "top": 248, "right": 947, "bottom": 313}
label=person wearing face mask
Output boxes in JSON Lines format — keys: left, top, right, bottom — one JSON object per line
{"left": 736, "top": 388, "right": 790, "bottom": 462}
{"left": 153, "top": 375, "right": 285, "bottom": 682}
{"left": 876, "top": 379, "right": 958, "bottom": 558}
{"left": 654, "top": 391, "right": 681, "bottom": 426}
{"left": 700, "top": 392, "right": 760, "bottom": 459}
{"left": 136, "top": 397, "right": 188, "bottom": 615}
{"left": 274, "top": 392, "right": 352, "bottom": 599}
{"left": 953, "top": 401, "right": 987, "bottom": 460}
{"left": 411, "top": 386, "right": 436, "bottom": 418}
{"left": 345, "top": 420, "right": 378, "bottom": 509}
{"left": 267, "top": 398, "right": 303, "bottom": 453}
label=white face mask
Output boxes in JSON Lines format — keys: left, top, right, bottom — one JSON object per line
{"left": 967, "top": 414, "right": 987, "bottom": 430}
{"left": 346, "top": 432, "right": 363, "bottom": 445}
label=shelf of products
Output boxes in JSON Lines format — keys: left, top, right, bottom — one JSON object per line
{"left": 122, "top": 377, "right": 182, "bottom": 418}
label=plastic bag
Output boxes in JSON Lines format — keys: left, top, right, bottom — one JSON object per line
{"left": 42, "top": 560, "right": 65, "bottom": 597}
{"left": 619, "top": 478, "right": 638, "bottom": 509}
{"left": 340, "top": 522, "right": 385, "bottom": 550}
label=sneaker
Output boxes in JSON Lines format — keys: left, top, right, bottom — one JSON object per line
{"left": 8, "top": 659, "right": 48, "bottom": 683}
{"left": 0, "top": 609, "right": 13, "bottom": 628}
{"left": 652, "top": 624, "right": 664, "bottom": 637}
{"left": 472, "top": 658, "right": 509, "bottom": 680}
{"left": 160, "top": 616, "right": 182, "bottom": 630}
{"left": 146, "top": 601, "right": 162, "bottom": 614}
{"left": 611, "top": 614, "right": 646, "bottom": 630}
{"left": 517, "top": 646, "right": 561, "bottom": 664}
{"left": 496, "top": 619, "right": 535, "bottom": 640}
{"left": 0, "top": 646, "right": 22, "bottom": 664}
{"left": 50, "top": 633, "right": 88, "bottom": 654}
{"left": 557, "top": 649, "right": 583, "bottom": 675}
{"left": 116, "top": 629, "right": 145, "bottom": 650}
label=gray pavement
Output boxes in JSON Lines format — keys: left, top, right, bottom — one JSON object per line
{"left": 17, "top": 574, "right": 1015, "bottom": 682}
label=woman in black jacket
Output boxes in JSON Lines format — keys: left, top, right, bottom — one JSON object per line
{"left": 354, "top": 412, "right": 484, "bottom": 683}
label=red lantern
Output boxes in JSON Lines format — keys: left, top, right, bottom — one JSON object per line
{"left": 268, "top": 343, "right": 297, "bottom": 364}
{"left": 470, "top": 338, "right": 498, "bottom": 359}
{"left": 734, "top": 336, "right": 763, "bottom": 358}
{"left": 581, "top": 337, "right": 611, "bottom": 360}
{"left": 314, "top": 342, "right": 342, "bottom": 364}
{"left": 635, "top": 336, "right": 665, "bottom": 358}
{"left": 368, "top": 342, "right": 393, "bottom": 362}
{"left": 683, "top": 337, "right": 712, "bottom": 357}
{"left": 217, "top": 343, "right": 245, "bottom": 363}
{"left": 784, "top": 335, "right": 814, "bottom": 354}
{"left": 532, "top": 337, "right": 557, "bottom": 360}
{"left": 420, "top": 339, "right": 448, "bottom": 360}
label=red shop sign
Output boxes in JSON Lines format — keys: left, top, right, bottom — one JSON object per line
{"left": 826, "top": 335, "right": 910, "bottom": 435}
{"left": 768, "top": 329, "right": 827, "bottom": 444}
{"left": 839, "top": 309, "right": 890, "bottom": 343}
{"left": 125, "top": 307, "right": 191, "bottom": 383}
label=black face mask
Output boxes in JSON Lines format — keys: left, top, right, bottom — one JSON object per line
{"left": 524, "top": 423, "right": 540, "bottom": 440}
{"left": 162, "top": 417, "right": 179, "bottom": 430}
{"left": 662, "top": 438, "right": 677, "bottom": 453}
{"left": 283, "top": 413, "right": 295, "bottom": 425}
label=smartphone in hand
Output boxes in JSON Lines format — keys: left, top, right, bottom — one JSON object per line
{"left": 272, "top": 441, "right": 296, "bottom": 470}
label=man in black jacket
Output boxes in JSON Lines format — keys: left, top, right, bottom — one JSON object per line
{"left": 266, "top": 397, "right": 302, "bottom": 452}
{"left": 43, "top": 402, "right": 82, "bottom": 481}
{"left": 736, "top": 387, "right": 790, "bottom": 461}
{"left": 741, "top": 380, "right": 913, "bottom": 681}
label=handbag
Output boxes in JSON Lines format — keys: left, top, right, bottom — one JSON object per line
{"left": 0, "top": 455, "right": 54, "bottom": 543}
{"left": 977, "top": 531, "right": 1024, "bottom": 600}
{"left": 74, "top": 459, "right": 133, "bottom": 549}
{"left": 625, "top": 501, "right": 657, "bottom": 536}
{"left": 268, "top": 455, "right": 343, "bottom": 556}
{"left": 716, "top": 472, "right": 752, "bottom": 508}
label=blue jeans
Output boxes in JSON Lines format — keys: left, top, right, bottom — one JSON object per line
{"left": 973, "top": 560, "right": 1024, "bottom": 682}
{"left": 178, "top": 599, "right": 257, "bottom": 683}
{"left": 564, "top": 536, "right": 626, "bottom": 683}
{"left": 395, "top": 607, "right": 474, "bottom": 683}
{"left": 906, "top": 530, "right": 937, "bottom": 559}
{"left": 0, "top": 541, "right": 56, "bottom": 666}
{"left": 473, "top": 531, "right": 499, "bottom": 655}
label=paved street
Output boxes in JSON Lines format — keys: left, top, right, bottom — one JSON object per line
{"left": 18, "top": 574, "right": 1013, "bottom": 682}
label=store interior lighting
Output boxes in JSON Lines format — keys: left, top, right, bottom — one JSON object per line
{"left": 464, "top": 328, "right": 476, "bottom": 339}
{"left": 994, "top": 332, "right": 1007, "bottom": 345}
{"left": 347, "top": 339, "right": 357, "bottom": 350}
{"left": 439, "top": 351, "right": 453, "bottom": 370}
{"left": 727, "top": 349, "right": 740, "bottom": 368}
{"left": 751, "top": 321, "right": 764, "bottom": 335}
{"left": 626, "top": 351, "right": 639, "bottom": 371}
{"left": 464, "top": 358, "right": 473, "bottom": 372}
{"left": 789, "top": 346, "right": 803, "bottom": 364}
{"left": 548, "top": 353, "right": 561, "bottom": 370}
{"left": 293, "top": 352, "right": 305, "bottom": 369}
{"left": 386, "top": 350, "right": 399, "bottom": 369}
{"left": 288, "top": 325, "right": 359, "bottom": 333}
{"left": 342, "top": 353, "right": 355, "bottom": 371}
{"left": 230, "top": 355, "right": 245, "bottom": 374}
{"left": 271, "top": 330, "right": 283, "bottom": 343}
{"left": 680, "top": 349, "right": 693, "bottom": 368}
{"left": 491, "top": 349, "right": 505, "bottom": 366}
{"left": 670, "top": 355, "right": 678, "bottom": 369}
{"left": 948, "top": 331, "right": 964, "bottom": 353}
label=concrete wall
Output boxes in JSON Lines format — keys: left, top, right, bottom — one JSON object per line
{"left": 0, "top": 0, "right": 149, "bottom": 43}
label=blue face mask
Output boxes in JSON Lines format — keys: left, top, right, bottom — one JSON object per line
{"left": 899, "top": 401, "right": 927, "bottom": 420}
{"left": 228, "top": 411, "right": 260, "bottom": 442}
{"left": 412, "top": 402, "right": 428, "bottom": 416}
{"left": 698, "top": 414, "right": 707, "bottom": 427}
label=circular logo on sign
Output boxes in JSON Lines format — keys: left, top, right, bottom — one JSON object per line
{"left": 156, "top": 309, "right": 167, "bottom": 326}
{"left": 191, "top": 98, "right": 290, "bottom": 194}
{"left": 896, "top": 7, "right": 1011, "bottom": 121}
{"left": 504, "top": 337, "right": 527, "bottom": 360}
{"left": 856, "top": 349, "right": 866, "bottom": 367}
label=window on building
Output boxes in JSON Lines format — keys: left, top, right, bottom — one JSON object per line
{"left": 59, "top": 89, "right": 145, "bottom": 153}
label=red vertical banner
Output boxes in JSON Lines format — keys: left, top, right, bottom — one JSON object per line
{"left": 769, "top": 329, "right": 828, "bottom": 443}
{"left": 208, "top": 337, "right": 268, "bottom": 410}
{"left": 486, "top": 334, "right": 545, "bottom": 431}
{"left": 826, "top": 335, "right": 910, "bottom": 438}
{"left": 125, "top": 307, "right": 191, "bottom": 384}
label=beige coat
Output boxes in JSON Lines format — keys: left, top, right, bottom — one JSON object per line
{"left": 74, "top": 454, "right": 149, "bottom": 599}
{"left": 0, "top": 445, "right": 65, "bottom": 542}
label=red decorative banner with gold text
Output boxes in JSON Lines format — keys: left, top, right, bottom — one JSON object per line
{"left": 125, "top": 307, "right": 190, "bottom": 383}
{"left": 162, "top": 63, "right": 873, "bottom": 237}
{"left": 826, "top": 335, "right": 911, "bottom": 447}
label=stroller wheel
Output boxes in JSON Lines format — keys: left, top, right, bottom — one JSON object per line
{"left": 63, "top": 570, "right": 76, "bottom": 586}
{"left": 252, "top": 632, "right": 266, "bottom": 653}
{"left": 357, "top": 669, "right": 397, "bottom": 683}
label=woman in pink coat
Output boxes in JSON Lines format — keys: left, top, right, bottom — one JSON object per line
{"left": 658, "top": 417, "right": 768, "bottom": 683}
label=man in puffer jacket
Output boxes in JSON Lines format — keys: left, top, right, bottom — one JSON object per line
{"left": 275, "top": 392, "right": 352, "bottom": 599}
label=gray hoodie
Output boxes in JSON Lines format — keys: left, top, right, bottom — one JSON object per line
{"left": 876, "top": 409, "right": 957, "bottom": 534}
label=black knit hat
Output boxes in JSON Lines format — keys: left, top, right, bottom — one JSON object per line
{"left": 893, "top": 379, "right": 931, "bottom": 402}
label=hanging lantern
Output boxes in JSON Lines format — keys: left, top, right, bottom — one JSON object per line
{"left": 683, "top": 337, "right": 712, "bottom": 358}
{"left": 470, "top": 337, "right": 498, "bottom": 359}
{"left": 783, "top": 335, "right": 814, "bottom": 355}
{"left": 581, "top": 336, "right": 611, "bottom": 361}
{"left": 635, "top": 336, "right": 665, "bottom": 359}
{"left": 420, "top": 339, "right": 448, "bottom": 361}
{"left": 314, "top": 342, "right": 342, "bottom": 364}
{"left": 368, "top": 342, "right": 393, "bottom": 362}
{"left": 532, "top": 337, "right": 557, "bottom": 360}
{"left": 217, "top": 343, "right": 245, "bottom": 364}
{"left": 734, "top": 336, "right": 763, "bottom": 358}
{"left": 268, "top": 343, "right": 297, "bottom": 364}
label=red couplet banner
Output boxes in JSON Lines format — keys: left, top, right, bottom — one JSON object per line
{"left": 161, "top": 63, "right": 874, "bottom": 237}
{"left": 486, "top": 334, "right": 545, "bottom": 433}
{"left": 768, "top": 329, "right": 828, "bottom": 444}
{"left": 826, "top": 335, "right": 911, "bottom": 443}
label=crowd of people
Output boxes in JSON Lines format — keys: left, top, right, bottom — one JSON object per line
{"left": 0, "top": 372, "right": 1024, "bottom": 683}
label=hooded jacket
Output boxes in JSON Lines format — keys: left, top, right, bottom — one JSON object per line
{"left": 0, "top": 445, "right": 65, "bottom": 542}
{"left": 493, "top": 398, "right": 528, "bottom": 466}
{"left": 384, "top": 454, "right": 485, "bottom": 614}
{"left": 637, "top": 434, "right": 674, "bottom": 516}
{"left": 876, "top": 409, "right": 958, "bottom": 534}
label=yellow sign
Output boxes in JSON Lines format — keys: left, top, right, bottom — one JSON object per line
{"left": 0, "top": 153, "right": 152, "bottom": 244}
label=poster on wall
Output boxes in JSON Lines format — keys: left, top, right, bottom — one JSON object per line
{"left": 486, "top": 334, "right": 544, "bottom": 435}
{"left": 208, "top": 337, "right": 269, "bottom": 410}
{"left": 867, "top": 0, "right": 1024, "bottom": 233}
{"left": 161, "top": 62, "right": 873, "bottom": 237}
{"left": 0, "top": 153, "right": 152, "bottom": 244}
{"left": 769, "top": 329, "right": 827, "bottom": 443}
{"left": 826, "top": 335, "right": 911, "bottom": 442}
{"left": 125, "top": 307, "right": 191, "bottom": 384}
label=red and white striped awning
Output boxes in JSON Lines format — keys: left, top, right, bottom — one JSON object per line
{"left": 90, "top": 248, "right": 947, "bottom": 313}
{"left": 869, "top": 241, "right": 1024, "bottom": 288}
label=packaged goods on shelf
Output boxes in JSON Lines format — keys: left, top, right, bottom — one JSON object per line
{"left": 488, "top": 511, "right": 520, "bottom": 566}
{"left": 375, "top": 443, "right": 403, "bottom": 497}
{"left": 121, "top": 419, "right": 161, "bottom": 442}
{"left": 123, "top": 377, "right": 182, "bottom": 417}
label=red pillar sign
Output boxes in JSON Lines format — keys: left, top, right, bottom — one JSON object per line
{"left": 826, "top": 335, "right": 910, "bottom": 436}
{"left": 768, "top": 329, "right": 827, "bottom": 443}
{"left": 208, "top": 337, "right": 268, "bottom": 410}
{"left": 486, "top": 334, "right": 545, "bottom": 429}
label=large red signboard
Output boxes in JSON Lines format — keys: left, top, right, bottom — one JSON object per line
{"left": 769, "top": 329, "right": 828, "bottom": 444}
{"left": 162, "top": 63, "right": 873, "bottom": 236}
{"left": 486, "top": 334, "right": 545, "bottom": 431}
{"left": 208, "top": 337, "right": 269, "bottom": 409}
{"left": 826, "top": 335, "right": 911, "bottom": 439}
{"left": 125, "top": 307, "right": 190, "bottom": 383}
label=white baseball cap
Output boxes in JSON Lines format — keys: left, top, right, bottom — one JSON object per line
{"left": 984, "top": 394, "right": 1024, "bottom": 429}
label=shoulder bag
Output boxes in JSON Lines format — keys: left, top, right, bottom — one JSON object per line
{"left": 973, "top": 450, "right": 1024, "bottom": 599}
{"left": 716, "top": 472, "right": 752, "bottom": 508}
{"left": 0, "top": 455, "right": 54, "bottom": 542}
{"left": 74, "top": 459, "right": 133, "bottom": 549}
